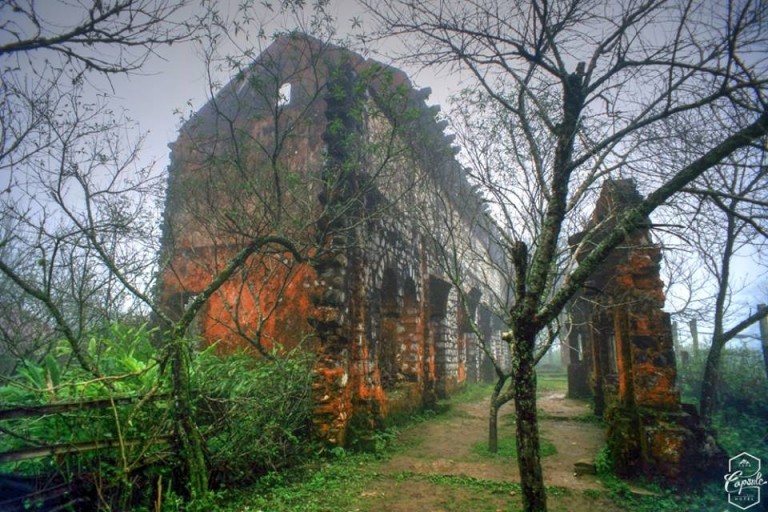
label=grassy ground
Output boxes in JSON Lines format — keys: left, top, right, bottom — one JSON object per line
{"left": 536, "top": 372, "right": 568, "bottom": 394}
{"left": 206, "top": 375, "right": 728, "bottom": 512}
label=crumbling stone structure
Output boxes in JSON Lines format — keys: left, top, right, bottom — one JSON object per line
{"left": 158, "top": 33, "right": 507, "bottom": 447}
{"left": 566, "top": 179, "right": 723, "bottom": 482}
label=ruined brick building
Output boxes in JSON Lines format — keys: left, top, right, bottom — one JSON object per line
{"left": 565, "top": 179, "right": 723, "bottom": 482}
{"left": 158, "top": 33, "right": 508, "bottom": 446}
{"left": 159, "top": 32, "right": 718, "bottom": 483}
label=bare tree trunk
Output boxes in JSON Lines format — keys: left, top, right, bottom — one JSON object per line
{"left": 512, "top": 331, "right": 546, "bottom": 512}
{"left": 488, "top": 375, "right": 508, "bottom": 453}
{"left": 170, "top": 335, "right": 208, "bottom": 499}
{"left": 759, "top": 305, "right": 768, "bottom": 384}
{"left": 489, "top": 401, "right": 499, "bottom": 454}
{"left": 699, "top": 340, "right": 724, "bottom": 422}
{"left": 672, "top": 321, "right": 681, "bottom": 357}
{"left": 689, "top": 319, "right": 700, "bottom": 357}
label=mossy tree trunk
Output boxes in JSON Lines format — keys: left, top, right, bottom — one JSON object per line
{"left": 511, "top": 329, "right": 546, "bottom": 511}
{"left": 170, "top": 332, "right": 209, "bottom": 500}
{"left": 488, "top": 401, "right": 499, "bottom": 454}
{"left": 488, "top": 377, "right": 504, "bottom": 453}
{"left": 488, "top": 374, "right": 514, "bottom": 454}
{"left": 501, "top": 67, "right": 586, "bottom": 512}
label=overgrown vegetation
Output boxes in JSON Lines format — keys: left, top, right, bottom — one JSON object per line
{"left": 0, "top": 324, "right": 172, "bottom": 498}
{"left": 580, "top": 345, "right": 768, "bottom": 511}
{"left": 196, "top": 349, "right": 315, "bottom": 485}
{"left": 0, "top": 324, "right": 315, "bottom": 510}
{"left": 593, "top": 447, "right": 724, "bottom": 512}
{"left": 678, "top": 345, "right": 768, "bottom": 462}
{"left": 679, "top": 346, "right": 768, "bottom": 416}
{"left": 214, "top": 452, "right": 377, "bottom": 512}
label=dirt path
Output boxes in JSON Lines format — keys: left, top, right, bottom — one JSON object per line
{"left": 355, "top": 391, "right": 622, "bottom": 512}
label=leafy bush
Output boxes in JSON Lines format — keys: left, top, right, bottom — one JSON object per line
{"left": 714, "top": 406, "right": 768, "bottom": 463}
{"left": 594, "top": 445, "right": 613, "bottom": 475}
{"left": 195, "top": 349, "right": 316, "bottom": 485}
{"left": 676, "top": 345, "right": 768, "bottom": 461}
{"left": 0, "top": 324, "right": 318, "bottom": 508}
{"left": 716, "top": 347, "right": 768, "bottom": 417}
{"left": 0, "top": 323, "right": 171, "bottom": 463}
{"left": 678, "top": 345, "right": 768, "bottom": 417}
{"left": 0, "top": 323, "right": 173, "bottom": 509}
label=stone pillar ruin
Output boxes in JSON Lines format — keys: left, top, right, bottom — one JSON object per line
{"left": 428, "top": 276, "right": 457, "bottom": 398}
{"left": 567, "top": 179, "right": 724, "bottom": 484}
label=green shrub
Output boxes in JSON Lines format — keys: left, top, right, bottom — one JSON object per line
{"left": 678, "top": 346, "right": 768, "bottom": 417}
{"left": 714, "top": 406, "right": 768, "bottom": 462}
{"left": 0, "top": 325, "right": 318, "bottom": 506}
{"left": 716, "top": 347, "right": 768, "bottom": 417}
{"left": 0, "top": 323, "right": 173, "bottom": 509}
{"left": 0, "top": 323, "right": 171, "bottom": 461}
{"left": 594, "top": 445, "right": 613, "bottom": 475}
{"left": 194, "top": 349, "right": 316, "bottom": 485}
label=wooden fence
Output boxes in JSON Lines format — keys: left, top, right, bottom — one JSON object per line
{"left": 0, "top": 393, "right": 172, "bottom": 464}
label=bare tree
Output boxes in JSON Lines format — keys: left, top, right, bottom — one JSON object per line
{"left": 0, "top": 0, "right": 197, "bottom": 372}
{"left": 361, "top": 0, "right": 768, "bottom": 509}
{"left": 159, "top": 11, "right": 424, "bottom": 354}
{"left": 0, "top": 238, "right": 59, "bottom": 375}
{"left": 643, "top": 104, "right": 768, "bottom": 420}
{"left": 0, "top": 0, "right": 210, "bottom": 500}
{"left": 0, "top": 0, "right": 198, "bottom": 357}
{"left": 415, "top": 143, "right": 563, "bottom": 453}
{"left": 0, "top": 0, "right": 428, "bottom": 499}
{"left": 670, "top": 141, "right": 768, "bottom": 422}
{"left": 0, "top": 0, "right": 196, "bottom": 190}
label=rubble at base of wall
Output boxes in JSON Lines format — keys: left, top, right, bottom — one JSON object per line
{"left": 606, "top": 405, "right": 726, "bottom": 485}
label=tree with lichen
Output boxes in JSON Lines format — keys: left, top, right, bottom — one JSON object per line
{"left": 361, "top": 0, "right": 768, "bottom": 510}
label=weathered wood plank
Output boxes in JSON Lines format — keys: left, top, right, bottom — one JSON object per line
{"left": 0, "top": 393, "right": 170, "bottom": 420}
{"left": 0, "top": 436, "right": 172, "bottom": 463}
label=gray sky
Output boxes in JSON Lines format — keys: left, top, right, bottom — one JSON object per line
{"left": 108, "top": 0, "right": 461, "bottom": 177}
{"left": 7, "top": 0, "right": 766, "bottom": 345}
{"left": 66, "top": 0, "right": 768, "bottom": 343}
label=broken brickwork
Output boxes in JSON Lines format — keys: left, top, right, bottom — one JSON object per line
{"left": 566, "top": 179, "right": 724, "bottom": 483}
{"left": 158, "top": 34, "right": 507, "bottom": 447}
